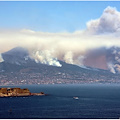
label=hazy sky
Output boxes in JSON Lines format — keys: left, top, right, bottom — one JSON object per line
{"left": 1, "top": 1, "right": 120, "bottom": 70}
{"left": 0, "top": 1, "right": 120, "bottom": 32}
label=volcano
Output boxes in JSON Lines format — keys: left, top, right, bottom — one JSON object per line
{"left": 0, "top": 47, "right": 120, "bottom": 85}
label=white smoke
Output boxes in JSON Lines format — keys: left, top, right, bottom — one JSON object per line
{"left": 0, "top": 6, "right": 120, "bottom": 70}
{"left": 106, "top": 47, "right": 120, "bottom": 73}
{"left": 64, "top": 51, "right": 74, "bottom": 64}
{"left": 107, "top": 62, "right": 116, "bottom": 74}
{"left": 85, "top": 6, "right": 120, "bottom": 73}
{"left": 78, "top": 56, "right": 86, "bottom": 66}
{"left": 114, "top": 64, "right": 120, "bottom": 73}
{"left": 1, "top": 28, "right": 120, "bottom": 67}
{"left": 0, "top": 54, "right": 4, "bottom": 63}
{"left": 30, "top": 50, "right": 62, "bottom": 67}
{"left": 115, "top": 56, "right": 120, "bottom": 63}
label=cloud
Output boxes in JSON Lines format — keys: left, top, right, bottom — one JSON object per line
{"left": 86, "top": 6, "right": 120, "bottom": 34}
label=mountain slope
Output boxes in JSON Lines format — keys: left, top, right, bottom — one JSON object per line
{"left": 0, "top": 47, "right": 120, "bottom": 85}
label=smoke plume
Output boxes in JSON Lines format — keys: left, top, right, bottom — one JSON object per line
{"left": 107, "top": 62, "right": 116, "bottom": 74}
{"left": 0, "top": 6, "right": 120, "bottom": 70}
{"left": 30, "top": 50, "right": 62, "bottom": 67}
{"left": 86, "top": 6, "right": 120, "bottom": 34}
{"left": 0, "top": 54, "right": 4, "bottom": 63}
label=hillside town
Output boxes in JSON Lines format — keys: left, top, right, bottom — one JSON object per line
{"left": 0, "top": 69, "right": 120, "bottom": 85}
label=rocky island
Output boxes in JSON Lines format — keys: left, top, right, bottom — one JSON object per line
{"left": 0, "top": 88, "right": 45, "bottom": 97}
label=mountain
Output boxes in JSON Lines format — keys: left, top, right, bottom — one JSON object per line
{"left": 2, "top": 47, "right": 36, "bottom": 65}
{"left": 0, "top": 47, "right": 120, "bottom": 85}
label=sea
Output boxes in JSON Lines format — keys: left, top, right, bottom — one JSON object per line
{"left": 0, "top": 84, "right": 120, "bottom": 119}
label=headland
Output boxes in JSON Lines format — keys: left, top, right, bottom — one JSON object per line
{"left": 0, "top": 87, "right": 45, "bottom": 97}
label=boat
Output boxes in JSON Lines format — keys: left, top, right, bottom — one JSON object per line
{"left": 73, "top": 97, "right": 79, "bottom": 99}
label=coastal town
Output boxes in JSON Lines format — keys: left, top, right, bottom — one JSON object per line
{"left": 0, "top": 70, "right": 120, "bottom": 85}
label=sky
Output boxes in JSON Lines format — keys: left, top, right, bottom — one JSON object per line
{"left": 0, "top": 1, "right": 120, "bottom": 32}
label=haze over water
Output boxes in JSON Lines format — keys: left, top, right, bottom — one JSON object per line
{"left": 0, "top": 84, "right": 120, "bottom": 119}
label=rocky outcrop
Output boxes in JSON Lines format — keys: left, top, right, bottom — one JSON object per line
{"left": 0, "top": 88, "right": 45, "bottom": 97}
{"left": 31, "top": 92, "right": 45, "bottom": 96}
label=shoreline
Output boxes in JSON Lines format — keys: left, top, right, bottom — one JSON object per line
{"left": 0, "top": 92, "right": 46, "bottom": 98}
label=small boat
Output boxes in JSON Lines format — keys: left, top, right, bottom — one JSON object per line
{"left": 73, "top": 97, "right": 79, "bottom": 99}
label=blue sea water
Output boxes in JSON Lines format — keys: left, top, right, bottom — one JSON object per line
{"left": 0, "top": 84, "right": 120, "bottom": 119}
